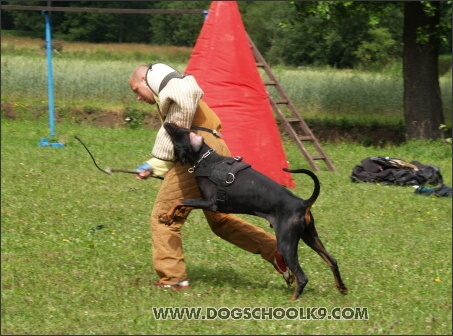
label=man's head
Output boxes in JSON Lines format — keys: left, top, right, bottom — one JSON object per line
{"left": 130, "top": 63, "right": 182, "bottom": 105}
{"left": 129, "top": 64, "right": 156, "bottom": 104}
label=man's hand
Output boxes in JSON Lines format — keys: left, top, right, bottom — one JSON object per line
{"left": 135, "top": 159, "right": 173, "bottom": 179}
{"left": 135, "top": 162, "right": 152, "bottom": 180}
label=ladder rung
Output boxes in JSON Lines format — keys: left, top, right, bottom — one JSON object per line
{"left": 285, "top": 118, "right": 300, "bottom": 123}
{"left": 298, "top": 136, "right": 314, "bottom": 141}
{"left": 250, "top": 34, "right": 335, "bottom": 172}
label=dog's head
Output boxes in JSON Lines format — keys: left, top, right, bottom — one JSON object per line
{"left": 163, "top": 123, "right": 204, "bottom": 164}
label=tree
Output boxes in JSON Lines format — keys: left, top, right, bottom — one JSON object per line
{"left": 403, "top": 1, "right": 445, "bottom": 139}
{"left": 148, "top": 1, "right": 207, "bottom": 47}
{"left": 58, "top": 1, "right": 152, "bottom": 43}
{"left": 291, "top": 1, "right": 450, "bottom": 140}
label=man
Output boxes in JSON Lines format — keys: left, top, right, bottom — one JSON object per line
{"left": 130, "top": 63, "right": 292, "bottom": 289}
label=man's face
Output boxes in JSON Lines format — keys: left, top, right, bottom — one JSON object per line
{"left": 130, "top": 77, "right": 156, "bottom": 105}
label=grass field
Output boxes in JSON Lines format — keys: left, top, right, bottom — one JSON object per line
{"left": 1, "top": 32, "right": 452, "bottom": 334}
{"left": 1, "top": 117, "right": 451, "bottom": 335}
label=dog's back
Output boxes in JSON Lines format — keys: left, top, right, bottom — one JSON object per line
{"left": 197, "top": 164, "right": 304, "bottom": 216}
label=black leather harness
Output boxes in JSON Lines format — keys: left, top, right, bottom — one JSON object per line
{"left": 189, "top": 151, "right": 251, "bottom": 209}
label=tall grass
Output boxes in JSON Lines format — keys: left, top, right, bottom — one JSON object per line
{"left": 2, "top": 35, "right": 451, "bottom": 126}
{"left": 270, "top": 64, "right": 452, "bottom": 126}
{"left": 272, "top": 67, "right": 404, "bottom": 116}
{"left": 1, "top": 56, "right": 166, "bottom": 105}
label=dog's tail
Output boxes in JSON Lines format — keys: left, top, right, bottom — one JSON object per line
{"left": 283, "top": 168, "right": 320, "bottom": 205}
{"left": 284, "top": 168, "right": 320, "bottom": 225}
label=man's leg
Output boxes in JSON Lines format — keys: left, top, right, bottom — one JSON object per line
{"left": 204, "top": 211, "right": 277, "bottom": 263}
{"left": 203, "top": 211, "right": 293, "bottom": 285}
{"left": 151, "top": 163, "right": 199, "bottom": 285}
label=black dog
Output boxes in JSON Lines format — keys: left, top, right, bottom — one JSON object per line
{"left": 160, "top": 122, "right": 347, "bottom": 300}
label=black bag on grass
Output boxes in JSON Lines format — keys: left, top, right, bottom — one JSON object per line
{"left": 350, "top": 156, "right": 443, "bottom": 186}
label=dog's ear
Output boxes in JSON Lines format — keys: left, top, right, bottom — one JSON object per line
{"left": 189, "top": 132, "right": 203, "bottom": 152}
{"left": 163, "top": 122, "right": 177, "bottom": 136}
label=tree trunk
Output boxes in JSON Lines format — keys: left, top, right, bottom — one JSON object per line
{"left": 403, "top": 1, "right": 444, "bottom": 140}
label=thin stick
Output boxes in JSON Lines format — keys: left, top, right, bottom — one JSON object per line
{"left": 107, "top": 168, "right": 163, "bottom": 180}
{"left": 74, "top": 136, "right": 110, "bottom": 175}
{"left": 74, "top": 136, "right": 164, "bottom": 180}
{"left": 107, "top": 168, "right": 139, "bottom": 175}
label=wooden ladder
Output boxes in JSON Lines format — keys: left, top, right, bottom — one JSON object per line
{"left": 248, "top": 36, "right": 336, "bottom": 172}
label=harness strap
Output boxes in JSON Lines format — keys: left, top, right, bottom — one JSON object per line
{"left": 191, "top": 126, "right": 222, "bottom": 138}
{"left": 195, "top": 158, "right": 251, "bottom": 205}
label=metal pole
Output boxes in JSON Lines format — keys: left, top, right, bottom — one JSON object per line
{"left": 39, "top": 9, "right": 64, "bottom": 147}
{"left": 44, "top": 11, "right": 55, "bottom": 138}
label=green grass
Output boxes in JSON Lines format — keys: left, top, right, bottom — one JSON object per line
{"left": 2, "top": 117, "right": 452, "bottom": 335}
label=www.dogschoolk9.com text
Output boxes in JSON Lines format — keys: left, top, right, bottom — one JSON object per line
{"left": 152, "top": 307, "right": 369, "bottom": 321}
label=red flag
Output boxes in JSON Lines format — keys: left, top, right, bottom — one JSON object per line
{"left": 185, "top": 1, "right": 295, "bottom": 188}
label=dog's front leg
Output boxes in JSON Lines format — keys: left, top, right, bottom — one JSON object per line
{"left": 158, "top": 200, "right": 193, "bottom": 225}
{"left": 159, "top": 198, "right": 217, "bottom": 225}
{"left": 159, "top": 198, "right": 218, "bottom": 225}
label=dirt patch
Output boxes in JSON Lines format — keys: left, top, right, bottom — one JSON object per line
{"left": 304, "top": 123, "right": 405, "bottom": 146}
{"left": 276, "top": 119, "right": 405, "bottom": 146}
{"left": 58, "top": 106, "right": 162, "bottom": 130}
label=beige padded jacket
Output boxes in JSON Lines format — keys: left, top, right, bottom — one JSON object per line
{"left": 151, "top": 75, "right": 204, "bottom": 161}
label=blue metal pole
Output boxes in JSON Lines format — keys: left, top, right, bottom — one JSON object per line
{"left": 45, "top": 11, "right": 55, "bottom": 138}
{"left": 39, "top": 10, "right": 64, "bottom": 147}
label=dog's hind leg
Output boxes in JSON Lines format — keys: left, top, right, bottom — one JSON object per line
{"left": 275, "top": 221, "right": 308, "bottom": 300}
{"left": 300, "top": 219, "right": 348, "bottom": 295}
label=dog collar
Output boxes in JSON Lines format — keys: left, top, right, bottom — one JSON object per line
{"left": 188, "top": 149, "right": 215, "bottom": 173}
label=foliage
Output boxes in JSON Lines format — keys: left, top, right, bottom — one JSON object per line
{"left": 1, "top": 118, "right": 452, "bottom": 335}
{"left": 354, "top": 27, "right": 398, "bottom": 69}
{"left": 1, "top": 1, "right": 451, "bottom": 69}
{"left": 285, "top": 1, "right": 451, "bottom": 69}
{"left": 148, "top": 1, "right": 207, "bottom": 47}
{"left": 123, "top": 107, "right": 148, "bottom": 130}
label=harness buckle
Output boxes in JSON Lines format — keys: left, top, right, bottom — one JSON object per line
{"left": 226, "top": 173, "right": 235, "bottom": 184}
{"left": 216, "top": 190, "right": 226, "bottom": 203}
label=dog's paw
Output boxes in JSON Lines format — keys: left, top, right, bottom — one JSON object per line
{"left": 158, "top": 214, "right": 174, "bottom": 225}
{"left": 338, "top": 285, "right": 348, "bottom": 295}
